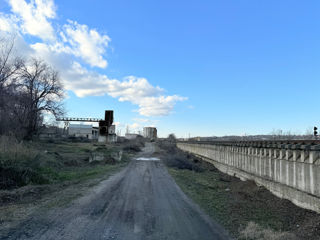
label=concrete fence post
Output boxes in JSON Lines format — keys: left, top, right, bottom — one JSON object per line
{"left": 292, "top": 150, "right": 300, "bottom": 162}
{"left": 262, "top": 148, "right": 266, "bottom": 157}
{"left": 310, "top": 150, "right": 319, "bottom": 164}
{"left": 286, "top": 149, "right": 292, "bottom": 161}
{"left": 300, "top": 150, "right": 307, "bottom": 162}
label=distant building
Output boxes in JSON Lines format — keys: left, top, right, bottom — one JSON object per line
{"left": 68, "top": 124, "right": 98, "bottom": 139}
{"left": 39, "top": 126, "right": 64, "bottom": 139}
{"left": 143, "top": 127, "right": 157, "bottom": 139}
{"left": 66, "top": 123, "right": 118, "bottom": 142}
{"left": 92, "top": 127, "right": 99, "bottom": 139}
{"left": 125, "top": 133, "right": 140, "bottom": 140}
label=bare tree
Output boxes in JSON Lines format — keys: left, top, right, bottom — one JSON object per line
{"left": 14, "top": 59, "right": 64, "bottom": 139}
{"left": 0, "top": 37, "right": 65, "bottom": 139}
{"left": 0, "top": 37, "right": 24, "bottom": 135}
{"left": 0, "top": 37, "right": 23, "bottom": 88}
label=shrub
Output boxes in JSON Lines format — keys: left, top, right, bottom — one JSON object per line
{"left": 121, "top": 138, "right": 144, "bottom": 152}
{"left": 0, "top": 135, "right": 38, "bottom": 167}
{"left": 0, "top": 136, "right": 48, "bottom": 189}
{"left": 157, "top": 140, "right": 203, "bottom": 172}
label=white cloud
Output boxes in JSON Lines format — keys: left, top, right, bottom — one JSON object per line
{"left": 62, "top": 20, "right": 110, "bottom": 68}
{"left": 128, "top": 123, "right": 140, "bottom": 129}
{"left": 132, "top": 118, "right": 159, "bottom": 129}
{"left": 8, "top": 0, "right": 56, "bottom": 40}
{"left": 105, "top": 76, "right": 164, "bottom": 101}
{"left": 6, "top": 1, "right": 110, "bottom": 68}
{"left": 133, "top": 118, "right": 150, "bottom": 123}
{"left": 28, "top": 44, "right": 187, "bottom": 116}
{"left": 137, "top": 95, "right": 187, "bottom": 116}
{"left": 0, "top": 0, "right": 187, "bottom": 117}
{"left": 114, "top": 121, "right": 121, "bottom": 126}
{"left": 58, "top": 62, "right": 186, "bottom": 116}
{"left": 0, "top": 13, "right": 17, "bottom": 32}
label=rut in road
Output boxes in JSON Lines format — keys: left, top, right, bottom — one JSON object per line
{"left": 1, "top": 144, "right": 230, "bottom": 240}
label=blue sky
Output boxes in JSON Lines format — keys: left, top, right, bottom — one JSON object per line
{"left": 0, "top": 0, "right": 320, "bottom": 137}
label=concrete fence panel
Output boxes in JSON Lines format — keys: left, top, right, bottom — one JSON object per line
{"left": 177, "top": 142, "right": 320, "bottom": 213}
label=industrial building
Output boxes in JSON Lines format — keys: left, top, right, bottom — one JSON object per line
{"left": 57, "top": 110, "right": 117, "bottom": 143}
{"left": 98, "top": 124, "right": 117, "bottom": 142}
{"left": 68, "top": 124, "right": 97, "bottom": 139}
{"left": 143, "top": 127, "right": 157, "bottom": 139}
{"left": 67, "top": 124, "right": 117, "bottom": 141}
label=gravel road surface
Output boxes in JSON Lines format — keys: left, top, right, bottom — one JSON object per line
{"left": 1, "top": 143, "right": 230, "bottom": 240}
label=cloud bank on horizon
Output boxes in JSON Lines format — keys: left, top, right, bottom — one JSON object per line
{"left": 0, "top": 0, "right": 187, "bottom": 117}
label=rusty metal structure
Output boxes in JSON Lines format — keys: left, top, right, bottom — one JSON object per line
{"left": 98, "top": 111, "right": 113, "bottom": 136}
{"left": 56, "top": 117, "right": 103, "bottom": 122}
{"left": 56, "top": 110, "right": 115, "bottom": 142}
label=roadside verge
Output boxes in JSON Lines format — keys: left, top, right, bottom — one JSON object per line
{"left": 156, "top": 140, "right": 320, "bottom": 240}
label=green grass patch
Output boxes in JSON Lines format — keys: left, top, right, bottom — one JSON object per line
{"left": 0, "top": 136, "right": 130, "bottom": 189}
{"left": 169, "top": 168, "right": 234, "bottom": 228}
{"left": 168, "top": 167, "right": 299, "bottom": 238}
{"left": 39, "top": 163, "right": 127, "bottom": 183}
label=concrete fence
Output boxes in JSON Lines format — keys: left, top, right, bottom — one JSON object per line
{"left": 177, "top": 142, "right": 320, "bottom": 213}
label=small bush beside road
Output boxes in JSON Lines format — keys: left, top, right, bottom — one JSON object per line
{"left": 156, "top": 139, "right": 203, "bottom": 172}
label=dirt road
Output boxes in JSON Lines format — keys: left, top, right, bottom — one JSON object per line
{"left": 1, "top": 143, "right": 230, "bottom": 240}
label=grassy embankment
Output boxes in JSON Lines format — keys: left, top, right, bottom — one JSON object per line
{"left": 0, "top": 136, "right": 135, "bottom": 191}
{"left": 158, "top": 141, "right": 319, "bottom": 240}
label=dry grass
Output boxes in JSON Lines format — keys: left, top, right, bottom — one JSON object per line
{"left": 239, "top": 222, "right": 298, "bottom": 240}
{"left": 0, "top": 135, "right": 38, "bottom": 167}
{"left": 157, "top": 140, "right": 203, "bottom": 172}
{"left": 0, "top": 135, "right": 46, "bottom": 189}
{"left": 0, "top": 136, "right": 130, "bottom": 190}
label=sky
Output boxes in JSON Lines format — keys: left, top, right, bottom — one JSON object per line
{"left": 0, "top": 0, "right": 319, "bottom": 138}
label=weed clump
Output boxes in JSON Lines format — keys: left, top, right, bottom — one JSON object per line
{"left": 0, "top": 136, "right": 48, "bottom": 189}
{"left": 239, "top": 222, "right": 298, "bottom": 240}
{"left": 157, "top": 140, "right": 203, "bottom": 172}
{"left": 121, "top": 137, "right": 145, "bottom": 153}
